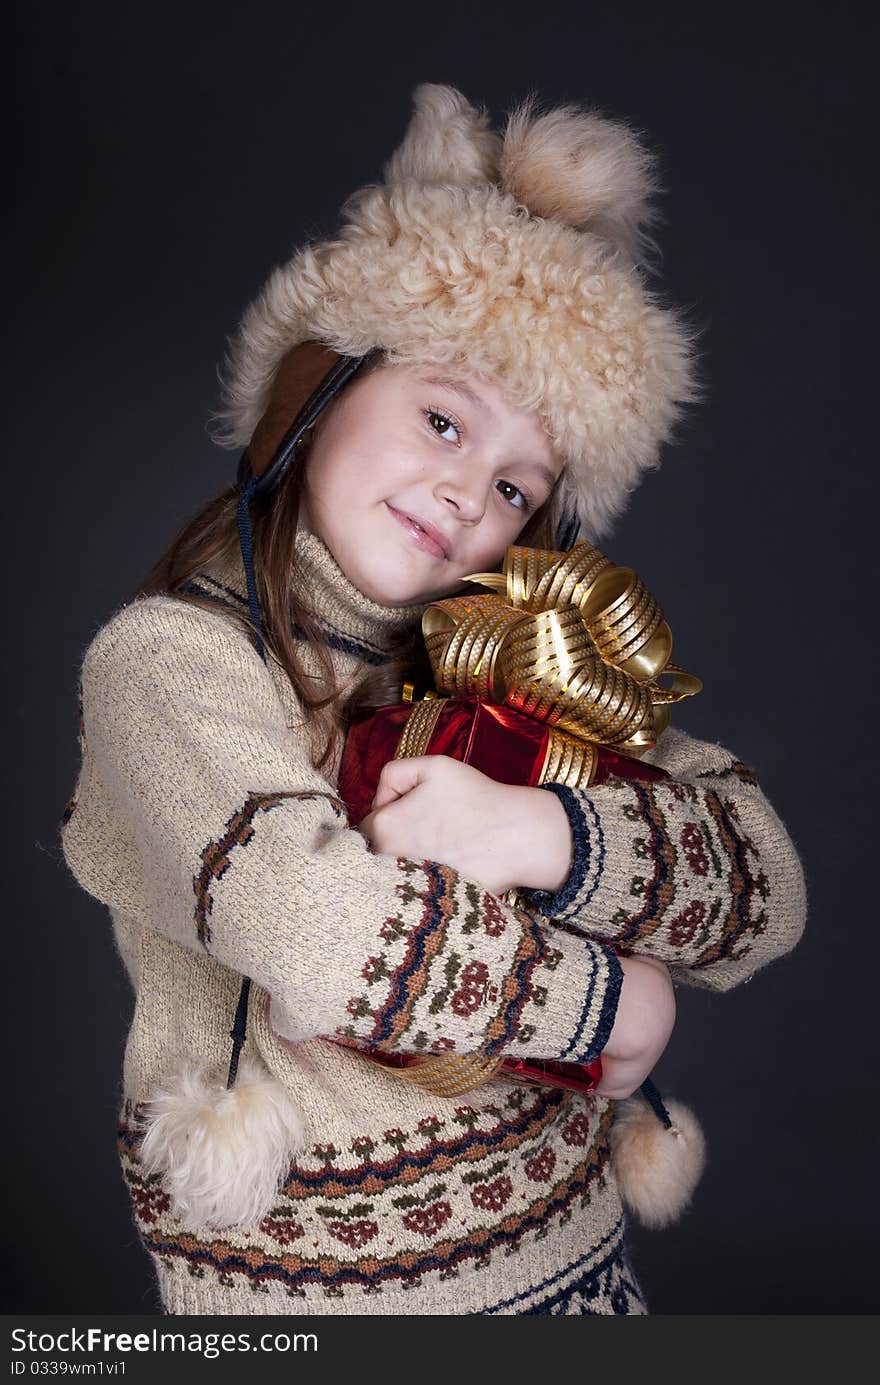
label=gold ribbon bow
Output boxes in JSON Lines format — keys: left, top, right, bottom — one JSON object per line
{"left": 398, "top": 538, "right": 702, "bottom": 791}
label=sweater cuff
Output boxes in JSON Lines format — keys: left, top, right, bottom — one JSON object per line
{"left": 581, "top": 942, "right": 622, "bottom": 1063}
{"left": 520, "top": 781, "right": 595, "bottom": 918}
{"left": 538, "top": 934, "right": 623, "bottom": 1064}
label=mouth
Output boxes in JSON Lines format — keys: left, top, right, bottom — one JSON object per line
{"left": 385, "top": 503, "right": 452, "bottom": 560}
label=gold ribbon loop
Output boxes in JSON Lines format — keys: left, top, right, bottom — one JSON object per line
{"left": 420, "top": 539, "right": 701, "bottom": 756}
{"left": 648, "top": 663, "right": 704, "bottom": 703}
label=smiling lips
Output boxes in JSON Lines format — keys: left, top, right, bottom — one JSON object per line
{"left": 386, "top": 503, "right": 451, "bottom": 559}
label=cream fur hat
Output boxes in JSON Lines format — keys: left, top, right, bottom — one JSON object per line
{"left": 216, "top": 82, "right": 700, "bottom": 542}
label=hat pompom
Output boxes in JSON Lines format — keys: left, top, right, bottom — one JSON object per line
{"left": 138, "top": 1058, "right": 306, "bottom": 1230}
{"left": 384, "top": 82, "right": 501, "bottom": 189}
{"left": 499, "top": 93, "right": 662, "bottom": 262}
{"left": 609, "top": 1094, "right": 707, "bottom": 1228}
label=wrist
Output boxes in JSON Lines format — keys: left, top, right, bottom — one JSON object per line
{"left": 517, "top": 785, "right": 574, "bottom": 893}
{"left": 603, "top": 954, "right": 676, "bottom": 1064}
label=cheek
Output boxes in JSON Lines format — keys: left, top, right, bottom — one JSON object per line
{"left": 305, "top": 443, "right": 363, "bottom": 504}
{"left": 373, "top": 438, "right": 432, "bottom": 495}
{"left": 467, "top": 517, "right": 522, "bottom": 570}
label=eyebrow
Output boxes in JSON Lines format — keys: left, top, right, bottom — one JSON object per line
{"left": 420, "top": 374, "right": 493, "bottom": 417}
{"left": 418, "top": 374, "right": 560, "bottom": 495}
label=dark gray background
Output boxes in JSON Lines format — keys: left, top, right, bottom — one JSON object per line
{"left": 8, "top": 1, "right": 876, "bottom": 1314}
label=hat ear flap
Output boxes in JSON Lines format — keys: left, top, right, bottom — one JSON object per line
{"left": 383, "top": 82, "right": 502, "bottom": 188}
{"left": 499, "top": 93, "right": 662, "bottom": 263}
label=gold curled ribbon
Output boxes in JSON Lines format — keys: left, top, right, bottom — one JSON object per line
{"left": 386, "top": 1050, "right": 506, "bottom": 1095}
{"left": 416, "top": 538, "right": 701, "bottom": 764}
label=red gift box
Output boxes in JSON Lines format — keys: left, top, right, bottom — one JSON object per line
{"left": 336, "top": 695, "right": 670, "bottom": 1098}
{"left": 339, "top": 695, "right": 669, "bottom": 830}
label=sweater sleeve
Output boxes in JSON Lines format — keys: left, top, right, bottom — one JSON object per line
{"left": 61, "top": 596, "right": 621, "bottom": 1063}
{"left": 518, "top": 725, "right": 807, "bottom": 993}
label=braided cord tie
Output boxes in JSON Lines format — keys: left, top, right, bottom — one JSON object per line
{"left": 236, "top": 473, "right": 266, "bottom": 662}
{"left": 640, "top": 1076, "right": 673, "bottom": 1129}
{"left": 226, "top": 460, "right": 268, "bottom": 1087}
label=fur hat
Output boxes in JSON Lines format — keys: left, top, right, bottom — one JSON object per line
{"left": 215, "top": 82, "right": 701, "bottom": 542}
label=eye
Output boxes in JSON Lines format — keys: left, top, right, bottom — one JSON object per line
{"left": 424, "top": 407, "right": 462, "bottom": 444}
{"left": 496, "top": 479, "right": 533, "bottom": 513}
{"left": 424, "top": 406, "right": 534, "bottom": 514}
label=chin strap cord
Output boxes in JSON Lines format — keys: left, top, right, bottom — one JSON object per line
{"left": 225, "top": 456, "right": 268, "bottom": 1088}
{"left": 236, "top": 464, "right": 266, "bottom": 662}
{"left": 639, "top": 1075, "right": 673, "bottom": 1127}
{"left": 227, "top": 977, "right": 252, "bottom": 1090}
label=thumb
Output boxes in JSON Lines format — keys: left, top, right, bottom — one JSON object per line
{"left": 371, "top": 756, "right": 433, "bottom": 810}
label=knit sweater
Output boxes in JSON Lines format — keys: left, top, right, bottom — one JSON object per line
{"left": 60, "top": 527, "right": 807, "bottom": 1316}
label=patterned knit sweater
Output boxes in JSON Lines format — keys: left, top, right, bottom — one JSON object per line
{"left": 60, "top": 527, "right": 807, "bottom": 1316}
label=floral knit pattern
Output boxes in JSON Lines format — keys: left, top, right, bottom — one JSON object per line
{"left": 522, "top": 739, "right": 806, "bottom": 993}
{"left": 118, "top": 1082, "right": 646, "bottom": 1314}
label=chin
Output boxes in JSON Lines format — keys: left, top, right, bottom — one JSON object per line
{"left": 350, "top": 562, "right": 424, "bottom": 608}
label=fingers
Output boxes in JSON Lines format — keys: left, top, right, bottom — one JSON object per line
{"left": 371, "top": 756, "right": 436, "bottom": 809}
{"left": 358, "top": 805, "right": 397, "bottom": 855}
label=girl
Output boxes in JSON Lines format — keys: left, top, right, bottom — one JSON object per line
{"left": 60, "top": 84, "right": 806, "bottom": 1316}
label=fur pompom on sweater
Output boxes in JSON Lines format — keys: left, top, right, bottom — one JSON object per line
{"left": 138, "top": 1058, "right": 307, "bottom": 1230}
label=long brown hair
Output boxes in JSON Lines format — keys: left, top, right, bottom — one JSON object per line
{"left": 138, "top": 401, "right": 565, "bottom": 775}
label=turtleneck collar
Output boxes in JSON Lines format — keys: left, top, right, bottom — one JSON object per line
{"left": 195, "top": 525, "right": 426, "bottom": 664}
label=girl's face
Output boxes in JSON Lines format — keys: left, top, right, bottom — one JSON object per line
{"left": 299, "top": 362, "right": 564, "bottom": 606}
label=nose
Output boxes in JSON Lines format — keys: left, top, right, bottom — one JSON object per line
{"left": 434, "top": 472, "right": 487, "bottom": 525}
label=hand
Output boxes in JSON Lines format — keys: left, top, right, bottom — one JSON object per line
{"left": 358, "top": 756, "right": 537, "bottom": 897}
{"left": 595, "top": 955, "right": 676, "bottom": 1100}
